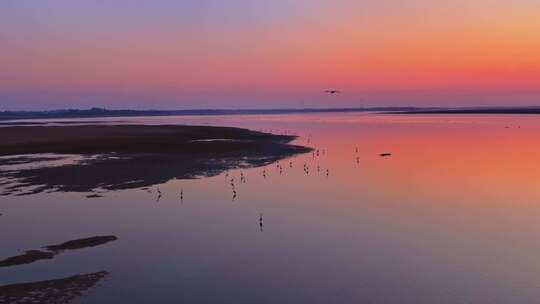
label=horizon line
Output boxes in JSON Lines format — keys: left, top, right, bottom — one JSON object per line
{"left": 4, "top": 105, "right": 540, "bottom": 113}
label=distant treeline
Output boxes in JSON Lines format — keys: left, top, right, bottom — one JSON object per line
{"left": 0, "top": 107, "right": 420, "bottom": 121}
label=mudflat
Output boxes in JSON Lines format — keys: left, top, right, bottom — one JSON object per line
{"left": 0, "top": 125, "right": 311, "bottom": 195}
{"left": 0, "top": 271, "right": 109, "bottom": 304}
{"left": 0, "top": 124, "right": 303, "bottom": 155}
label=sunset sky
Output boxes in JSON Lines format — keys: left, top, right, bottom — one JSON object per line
{"left": 1, "top": 0, "right": 539, "bottom": 110}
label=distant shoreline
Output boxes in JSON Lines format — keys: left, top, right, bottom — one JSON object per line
{"left": 2, "top": 106, "right": 540, "bottom": 121}
{"left": 0, "top": 107, "right": 419, "bottom": 121}
{"left": 391, "top": 108, "right": 540, "bottom": 115}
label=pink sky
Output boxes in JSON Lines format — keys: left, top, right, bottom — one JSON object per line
{"left": 1, "top": 0, "right": 539, "bottom": 110}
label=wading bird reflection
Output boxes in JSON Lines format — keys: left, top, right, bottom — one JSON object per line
{"left": 156, "top": 187, "right": 162, "bottom": 202}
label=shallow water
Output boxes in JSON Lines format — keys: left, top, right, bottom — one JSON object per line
{"left": 2, "top": 113, "right": 540, "bottom": 303}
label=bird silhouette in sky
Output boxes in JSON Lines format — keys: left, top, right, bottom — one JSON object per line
{"left": 324, "top": 90, "right": 340, "bottom": 94}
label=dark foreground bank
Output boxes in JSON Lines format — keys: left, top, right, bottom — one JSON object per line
{"left": 0, "top": 124, "right": 306, "bottom": 155}
{"left": 0, "top": 125, "right": 311, "bottom": 195}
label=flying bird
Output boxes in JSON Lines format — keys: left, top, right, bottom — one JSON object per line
{"left": 324, "top": 90, "right": 341, "bottom": 94}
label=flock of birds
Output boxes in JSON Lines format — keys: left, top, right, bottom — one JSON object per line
{"left": 140, "top": 84, "right": 392, "bottom": 232}
{"left": 144, "top": 128, "right": 393, "bottom": 232}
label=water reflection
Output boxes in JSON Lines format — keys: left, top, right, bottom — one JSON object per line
{"left": 2, "top": 113, "right": 540, "bottom": 303}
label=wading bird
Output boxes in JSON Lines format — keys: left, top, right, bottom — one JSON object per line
{"left": 156, "top": 188, "right": 162, "bottom": 202}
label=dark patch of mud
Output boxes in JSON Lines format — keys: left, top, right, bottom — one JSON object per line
{"left": 0, "top": 156, "right": 67, "bottom": 166}
{"left": 45, "top": 236, "right": 118, "bottom": 253}
{"left": 0, "top": 120, "right": 122, "bottom": 126}
{"left": 0, "top": 236, "right": 117, "bottom": 268}
{"left": 0, "top": 125, "right": 311, "bottom": 195}
{"left": 0, "top": 250, "right": 55, "bottom": 267}
{"left": 0, "top": 271, "right": 109, "bottom": 304}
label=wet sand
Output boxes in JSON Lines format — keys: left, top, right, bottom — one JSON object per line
{"left": 0, "top": 125, "right": 311, "bottom": 195}
{"left": 0, "top": 124, "right": 304, "bottom": 155}
{"left": 0, "top": 236, "right": 118, "bottom": 267}
{"left": 0, "top": 250, "right": 55, "bottom": 267}
{"left": 45, "top": 236, "right": 118, "bottom": 253}
{"left": 0, "top": 271, "right": 109, "bottom": 304}
{"left": 0, "top": 236, "right": 116, "bottom": 302}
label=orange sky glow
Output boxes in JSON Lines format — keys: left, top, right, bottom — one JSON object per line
{"left": 1, "top": 0, "right": 539, "bottom": 109}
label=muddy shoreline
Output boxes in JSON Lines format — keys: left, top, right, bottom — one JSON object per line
{"left": 0, "top": 125, "right": 311, "bottom": 195}
{"left": 0, "top": 271, "right": 109, "bottom": 303}
{"left": 0, "top": 124, "right": 304, "bottom": 156}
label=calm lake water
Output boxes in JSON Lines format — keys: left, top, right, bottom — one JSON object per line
{"left": 2, "top": 113, "right": 540, "bottom": 303}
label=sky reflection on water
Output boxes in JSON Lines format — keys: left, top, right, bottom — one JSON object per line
{"left": 2, "top": 113, "right": 540, "bottom": 303}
